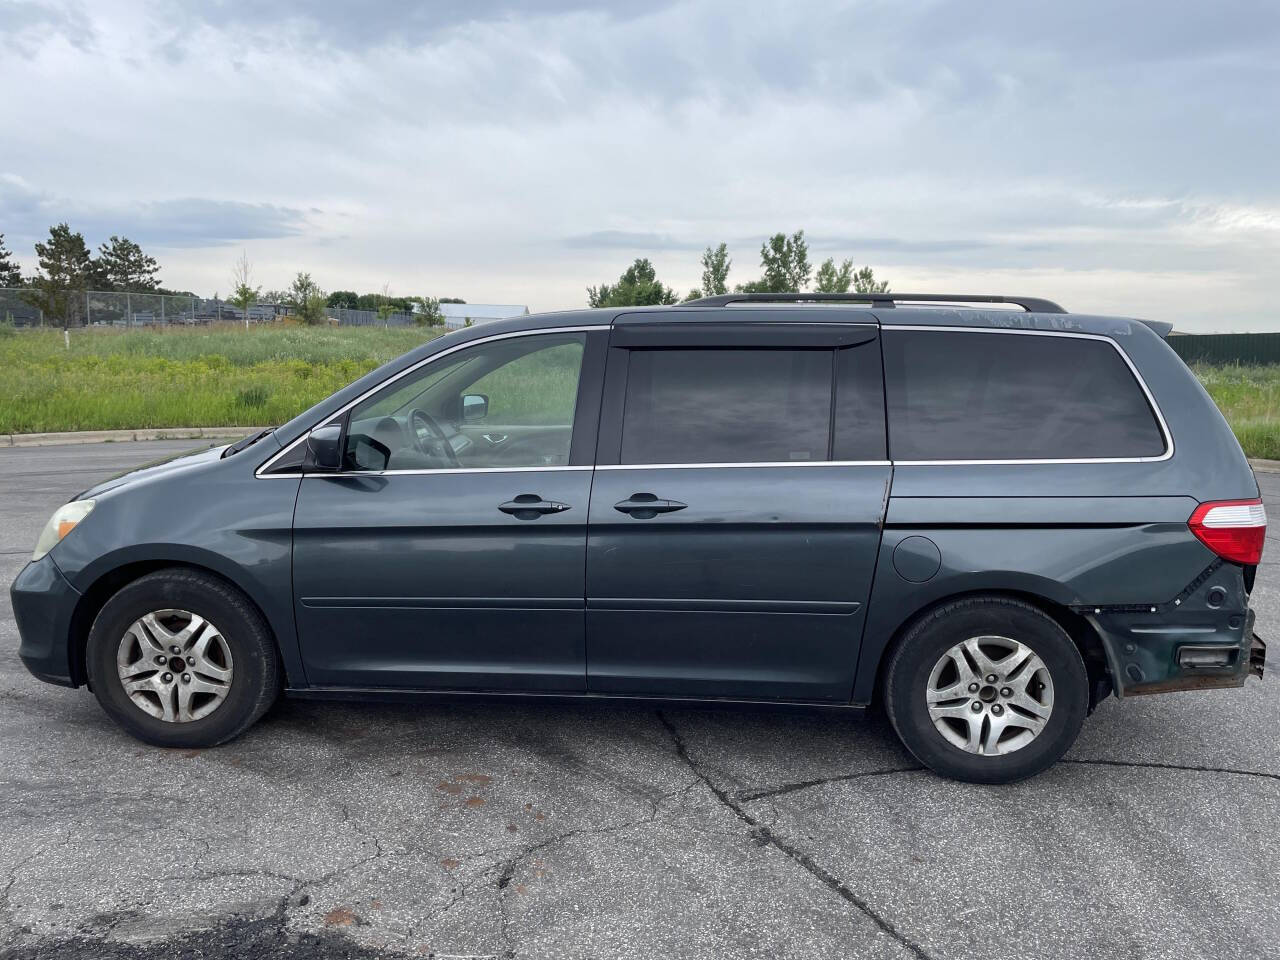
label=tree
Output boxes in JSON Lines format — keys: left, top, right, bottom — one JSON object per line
{"left": 814, "top": 257, "right": 854, "bottom": 293}
{"left": 439, "top": 297, "right": 466, "bottom": 304}
{"left": 95, "top": 235, "right": 160, "bottom": 291}
{"left": 0, "top": 234, "right": 22, "bottom": 287}
{"left": 413, "top": 296, "right": 444, "bottom": 327}
{"left": 699, "top": 242, "right": 731, "bottom": 297}
{"left": 24, "top": 223, "right": 93, "bottom": 327}
{"left": 851, "top": 265, "right": 889, "bottom": 293}
{"left": 289, "top": 271, "right": 327, "bottom": 325}
{"left": 374, "top": 281, "right": 399, "bottom": 325}
{"left": 737, "top": 230, "right": 810, "bottom": 293}
{"left": 229, "top": 251, "right": 261, "bottom": 330}
{"left": 587, "top": 258, "right": 678, "bottom": 307}
{"left": 327, "top": 290, "right": 359, "bottom": 309}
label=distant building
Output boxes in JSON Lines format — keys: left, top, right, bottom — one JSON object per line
{"left": 439, "top": 303, "right": 529, "bottom": 331}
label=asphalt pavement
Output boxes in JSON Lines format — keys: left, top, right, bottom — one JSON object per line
{"left": 1, "top": 441, "right": 1277, "bottom": 959}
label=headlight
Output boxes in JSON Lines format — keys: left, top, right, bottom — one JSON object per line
{"left": 32, "top": 500, "right": 95, "bottom": 562}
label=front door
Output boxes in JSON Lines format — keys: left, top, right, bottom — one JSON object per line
{"left": 585, "top": 314, "right": 890, "bottom": 702}
{"left": 293, "top": 328, "right": 605, "bottom": 690}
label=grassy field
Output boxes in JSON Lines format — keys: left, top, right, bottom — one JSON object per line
{"left": 1192, "top": 363, "right": 1280, "bottom": 460}
{"left": 0, "top": 324, "right": 442, "bottom": 434}
{"left": 0, "top": 324, "right": 1277, "bottom": 459}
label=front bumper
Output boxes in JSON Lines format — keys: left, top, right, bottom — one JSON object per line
{"left": 9, "top": 554, "right": 81, "bottom": 687}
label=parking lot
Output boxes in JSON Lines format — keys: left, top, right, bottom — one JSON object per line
{"left": 1, "top": 440, "right": 1277, "bottom": 960}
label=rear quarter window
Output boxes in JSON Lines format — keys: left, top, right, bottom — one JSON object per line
{"left": 883, "top": 329, "right": 1167, "bottom": 461}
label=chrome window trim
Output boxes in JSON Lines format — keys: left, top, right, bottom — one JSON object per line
{"left": 255, "top": 325, "right": 609, "bottom": 478}
{"left": 597, "top": 461, "right": 891, "bottom": 470}
{"left": 259, "top": 321, "right": 1174, "bottom": 476}
{"left": 880, "top": 324, "right": 1174, "bottom": 465}
{"left": 311, "top": 465, "right": 591, "bottom": 478}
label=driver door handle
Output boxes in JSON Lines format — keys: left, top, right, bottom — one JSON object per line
{"left": 498, "top": 494, "right": 571, "bottom": 519}
{"left": 613, "top": 494, "right": 687, "bottom": 518}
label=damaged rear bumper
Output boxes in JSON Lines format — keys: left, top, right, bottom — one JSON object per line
{"left": 1079, "top": 569, "right": 1263, "bottom": 697}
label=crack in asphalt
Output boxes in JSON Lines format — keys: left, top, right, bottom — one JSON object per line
{"left": 1060, "top": 758, "right": 1280, "bottom": 782}
{"left": 731, "top": 758, "right": 1280, "bottom": 805}
{"left": 485, "top": 779, "right": 700, "bottom": 959}
{"left": 390, "top": 777, "right": 700, "bottom": 955}
{"left": 656, "top": 712, "right": 934, "bottom": 960}
{"left": 0, "top": 845, "right": 50, "bottom": 929}
{"left": 735, "top": 766, "right": 926, "bottom": 802}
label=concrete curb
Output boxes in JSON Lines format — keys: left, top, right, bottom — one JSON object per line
{"left": 1249, "top": 458, "right": 1280, "bottom": 474}
{"left": 1, "top": 426, "right": 269, "bottom": 448}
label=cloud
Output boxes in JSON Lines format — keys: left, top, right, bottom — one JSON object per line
{"left": 171, "top": 0, "right": 674, "bottom": 51}
{"left": 0, "top": 0, "right": 1276, "bottom": 329}
{"left": 0, "top": 0, "right": 94, "bottom": 52}
{"left": 0, "top": 176, "right": 310, "bottom": 249}
{"left": 564, "top": 231, "right": 701, "bottom": 251}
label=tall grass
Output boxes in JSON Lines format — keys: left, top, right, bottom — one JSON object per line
{"left": 0, "top": 325, "right": 442, "bottom": 433}
{"left": 1192, "top": 362, "right": 1280, "bottom": 460}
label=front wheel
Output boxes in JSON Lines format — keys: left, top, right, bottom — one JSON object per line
{"left": 86, "top": 569, "right": 280, "bottom": 748}
{"left": 884, "top": 596, "right": 1088, "bottom": 783}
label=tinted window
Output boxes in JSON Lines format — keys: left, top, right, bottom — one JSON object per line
{"left": 883, "top": 330, "right": 1165, "bottom": 460}
{"left": 833, "top": 342, "right": 887, "bottom": 461}
{"left": 621, "top": 349, "right": 832, "bottom": 464}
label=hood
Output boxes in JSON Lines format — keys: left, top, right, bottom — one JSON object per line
{"left": 77, "top": 443, "right": 229, "bottom": 500}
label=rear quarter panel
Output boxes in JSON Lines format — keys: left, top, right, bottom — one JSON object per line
{"left": 853, "top": 315, "right": 1258, "bottom": 703}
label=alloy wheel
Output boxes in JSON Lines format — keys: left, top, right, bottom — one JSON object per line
{"left": 925, "top": 635, "right": 1054, "bottom": 756}
{"left": 116, "top": 609, "right": 234, "bottom": 723}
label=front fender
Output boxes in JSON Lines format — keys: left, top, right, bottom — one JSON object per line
{"left": 49, "top": 454, "right": 304, "bottom": 686}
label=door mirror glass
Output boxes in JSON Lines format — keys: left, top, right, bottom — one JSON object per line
{"left": 306, "top": 423, "right": 344, "bottom": 471}
{"left": 461, "top": 393, "right": 489, "bottom": 422}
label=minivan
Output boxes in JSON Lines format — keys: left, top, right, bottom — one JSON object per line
{"left": 10, "top": 293, "right": 1266, "bottom": 783}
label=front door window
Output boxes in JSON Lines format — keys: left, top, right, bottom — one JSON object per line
{"left": 342, "top": 332, "right": 586, "bottom": 471}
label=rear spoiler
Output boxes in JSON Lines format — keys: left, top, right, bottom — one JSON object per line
{"left": 1138, "top": 319, "right": 1173, "bottom": 339}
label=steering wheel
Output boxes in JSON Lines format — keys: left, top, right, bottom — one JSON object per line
{"left": 409, "top": 408, "right": 461, "bottom": 467}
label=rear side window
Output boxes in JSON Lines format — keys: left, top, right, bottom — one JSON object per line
{"left": 883, "top": 330, "right": 1166, "bottom": 461}
{"left": 621, "top": 349, "right": 831, "bottom": 464}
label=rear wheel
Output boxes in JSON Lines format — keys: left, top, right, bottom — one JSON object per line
{"left": 884, "top": 596, "right": 1088, "bottom": 783}
{"left": 86, "top": 569, "right": 279, "bottom": 747}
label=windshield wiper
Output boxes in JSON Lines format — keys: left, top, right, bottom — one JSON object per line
{"left": 222, "top": 427, "right": 275, "bottom": 458}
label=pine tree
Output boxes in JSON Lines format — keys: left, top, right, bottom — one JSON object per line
{"left": 95, "top": 235, "right": 161, "bottom": 291}
{"left": 0, "top": 234, "right": 23, "bottom": 287}
{"left": 25, "top": 223, "right": 93, "bottom": 326}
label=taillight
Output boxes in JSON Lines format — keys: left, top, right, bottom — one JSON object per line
{"left": 1188, "top": 499, "right": 1266, "bottom": 565}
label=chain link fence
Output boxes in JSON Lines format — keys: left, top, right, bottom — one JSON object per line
{"left": 0, "top": 288, "right": 430, "bottom": 329}
{"left": 0, "top": 288, "right": 294, "bottom": 328}
{"left": 325, "top": 305, "right": 419, "bottom": 327}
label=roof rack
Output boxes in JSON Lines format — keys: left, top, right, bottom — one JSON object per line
{"left": 682, "top": 292, "right": 1067, "bottom": 314}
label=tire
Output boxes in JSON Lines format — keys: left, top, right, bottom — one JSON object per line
{"left": 884, "top": 596, "right": 1088, "bottom": 784}
{"left": 86, "top": 569, "right": 280, "bottom": 748}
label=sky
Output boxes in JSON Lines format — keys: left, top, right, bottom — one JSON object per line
{"left": 2, "top": 0, "right": 1278, "bottom": 331}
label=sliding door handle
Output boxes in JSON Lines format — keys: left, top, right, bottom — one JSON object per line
{"left": 499, "top": 494, "right": 571, "bottom": 519}
{"left": 613, "top": 494, "right": 687, "bottom": 519}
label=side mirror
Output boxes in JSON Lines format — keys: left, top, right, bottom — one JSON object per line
{"left": 461, "top": 393, "right": 489, "bottom": 422}
{"left": 305, "top": 423, "right": 343, "bottom": 472}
